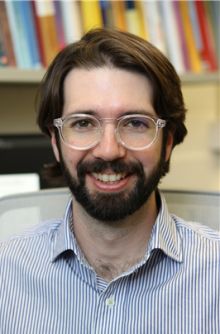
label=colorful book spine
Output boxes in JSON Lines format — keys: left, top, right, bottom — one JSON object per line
{"left": 0, "top": 1, "right": 16, "bottom": 66}
{"left": 5, "top": 1, "right": 30, "bottom": 68}
{"left": 33, "top": 0, "right": 60, "bottom": 67}
{"left": 179, "top": 1, "right": 203, "bottom": 73}
{"left": 0, "top": 0, "right": 218, "bottom": 72}
{"left": 124, "top": 0, "right": 146, "bottom": 39}
{"left": 60, "top": 0, "right": 82, "bottom": 44}
{"left": 100, "top": 0, "right": 114, "bottom": 29}
{"left": 141, "top": 1, "right": 166, "bottom": 55}
{"left": 159, "top": 1, "right": 185, "bottom": 74}
{"left": 135, "top": 0, "right": 148, "bottom": 40}
{"left": 194, "top": 0, "right": 218, "bottom": 72}
{"left": 17, "top": 0, "right": 41, "bottom": 68}
{"left": 173, "top": 0, "right": 191, "bottom": 72}
{"left": 110, "top": 0, "right": 127, "bottom": 32}
{"left": 80, "top": 0, "right": 103, "bottom": 33}
{"left": 53, "top": 0, "right": 66, "bottom": 49}
{"left": 31, "top": 0, "right": 45, "bottom": 67}
{"left": 0, "top": 25, "right": 7, "bottom": 66}
{"left": 206, "top": 1, "right": 220, "bottom": 67}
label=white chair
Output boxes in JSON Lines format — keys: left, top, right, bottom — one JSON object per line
{"left": 0, "top": 188, "right": 71, "bottom": 241}
{"left": 161, "top": 189, "right": 220, "bottom": 232}
{"left": 0, "top": 188, "right": 219, "bottom": 241}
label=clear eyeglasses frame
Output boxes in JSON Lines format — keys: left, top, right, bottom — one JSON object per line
{"left": 53, "top": 113, "right": 166, "bottom": 151}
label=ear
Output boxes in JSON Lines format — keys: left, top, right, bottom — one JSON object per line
{"left": 50, "top": 130, "right": 60, "bottom": 162}
{"left": 165, "top": 131, "right": 174, "bottom": 162}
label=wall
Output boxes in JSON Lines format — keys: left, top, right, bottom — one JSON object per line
{"left": 161, "top": 81, "right": 220, "bottom": 192}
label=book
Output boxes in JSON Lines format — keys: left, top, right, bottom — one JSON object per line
{"left": 159, "top": 1, "right": 185, "bottom": 73}
{"left": 205, "top": 1, "right": 220, "bottom": 68}
{"left": 5, "top": 1, "right": 31, "bottom": 68}
{"left": 31, "top": 0, "right": 45, "bottom": 67}
{"left": 100, "top": 0, "right": 114, "bottom": 29}
{"left": 179, "top": 1, "right": 203, "bottom": 73}
{"left": 80, "top": 0, "right": 103, "bottom": 33}
{"left": 141, "top": 1, "right": 167, "bottom": 55}
{"left": 53, "top": 0, "right": 66, "bottom": 49}
{"left": 33, "top": 0, "right": 60, "bottom": 67}
{"left": 124, "top": 0, "right": 146, "bottom": 39}
{"left": 173, "top": 0, "right": 190, "bottom": 72}
{"left": 60, "top": 0, "right": 82, "bottom": 44}
{"left": 195, "top": 0, "right": 218, "bottom": 72}
{"left": 0, "top": 25, "right": 7, "bottom": 66}
{"left": 135, "top": 0, "right": 148, "bottom": 40}
{"left": 110, "top": 0, "right": 127, "bottom": 31}
{"left": 16, "top": 1, "right": 41, "bottom": 68}
{"left": 0, "top": 1, "right": 16, "bottom": 66}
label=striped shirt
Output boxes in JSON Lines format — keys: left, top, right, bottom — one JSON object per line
{"left": 0, "top": 194, "right": 219, "bottom": 334}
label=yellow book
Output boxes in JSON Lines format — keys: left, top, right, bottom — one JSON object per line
{"left": 124, "top": 0, "right": 146, "bottom": 39}
{"left": 179, "top": 1, "right": 202, "bottom": 73}
{"left": 80, "top": 0, "right": 103, "bottom": 33}
{"left": 135, "top": 1, "right": 148, "bottom": 40}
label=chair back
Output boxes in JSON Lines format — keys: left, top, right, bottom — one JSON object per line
{"left": 0, "top": 188, "right": 219, "bottom": 241}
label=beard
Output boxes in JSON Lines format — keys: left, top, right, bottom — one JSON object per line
{"left": 59, "top": 150, "right": 167, "bottom": 223}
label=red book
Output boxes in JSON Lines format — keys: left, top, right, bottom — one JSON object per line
{"left": 31, "top": 0, "right": 45, "bottom": 67}
{"left": 32, "top": 0, "right": 59, "bottom": 67}
{"left": 173, "top": 1, "right": 190, "bottom": 72}
{"left": 194, "top": 0, "right": 217, "bottom": 71}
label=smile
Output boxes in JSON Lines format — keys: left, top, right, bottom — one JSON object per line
{"left": 92, "top": 172, "right": 126, "bottom": 183}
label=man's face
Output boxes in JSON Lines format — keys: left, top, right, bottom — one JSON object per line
{"left": 51, "top": 67, "right": 173, "bottom": 222}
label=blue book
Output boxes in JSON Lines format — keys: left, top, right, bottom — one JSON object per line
{"left": 5, "top": 0, "right": 25, "bottom": 68}
{"left": 18, "top": 0, "right": 41, "bottom": 68}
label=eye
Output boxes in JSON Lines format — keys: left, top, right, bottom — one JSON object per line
{"left": 121, "top": 117, "right": 152, "bottom": 131}
{"left": 66, "top": 117, "right": 98, "bottom": 131}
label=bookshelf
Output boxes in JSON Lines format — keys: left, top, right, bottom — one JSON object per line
{"left": 0, "top": 68, "right": 219, "bottom": 84}
{"left": 0, "top": 68, "right": 44, "bottom": 83}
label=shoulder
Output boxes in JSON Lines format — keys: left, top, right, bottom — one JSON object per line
{"left": 0, "top": 219, "right": 62, "bottom": 259}
{"left": 173, "top": 215, "right": 220, "bottom": 241}
{"left": 172, "top": 214, "right": 220, "bottom": 262}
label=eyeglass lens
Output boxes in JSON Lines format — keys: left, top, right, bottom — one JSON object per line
{"left": 60, "top": 115, "right": 160, "bottom": 150}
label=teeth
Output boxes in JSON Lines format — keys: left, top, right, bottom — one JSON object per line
{"left": 93, "top": 173, "right": 125, "bottom": 182}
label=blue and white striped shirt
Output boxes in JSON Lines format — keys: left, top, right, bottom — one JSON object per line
{"left": 0, "top": 194, "right": 219, "bottom": 334}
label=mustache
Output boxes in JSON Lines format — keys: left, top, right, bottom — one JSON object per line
{"left": 77, "top": 159, "right": 144, "bottom": 178}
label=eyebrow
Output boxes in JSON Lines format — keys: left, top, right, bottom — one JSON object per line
{"left": 65, "top": 109, "right": 157, "bottom": 118}
{"left": 119, "top": 110, "right": 157, "bottom": 118}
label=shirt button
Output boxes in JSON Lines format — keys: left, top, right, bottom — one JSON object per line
{"left": 105, "top": 295, "right": 115, "bottom": 307}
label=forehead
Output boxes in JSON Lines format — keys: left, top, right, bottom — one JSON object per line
{"left": 63, "top": 67, "right": 155, "bottom": 117}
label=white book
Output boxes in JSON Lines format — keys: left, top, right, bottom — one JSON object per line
{"left": 142, "top": 1, "right": 167, "bottom": 56}
{"left": 159, "top": 1, "right": 185, "bottom": 74}
{"left": 60, "top": 0, "right": 82, "bottom": 44}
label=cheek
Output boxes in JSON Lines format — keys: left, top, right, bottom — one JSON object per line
{"left": 60, "top": 145, "right": 85, "bottom": 176}
{"left": 134, "top": 144, "right": 162, "bottom": 171}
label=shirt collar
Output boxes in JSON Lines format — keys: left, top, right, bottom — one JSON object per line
{"left": 147, "top": 193, "right": 183, "bottom": 263}
{"left": 51, "top": 200, "right": 77, "bottom": 262}
{"left": 51, "top": 192, "right": 183, "bottom": 263}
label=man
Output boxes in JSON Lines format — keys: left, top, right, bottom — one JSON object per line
{"left": 0, "top": 28, "right": 219, "bottom": 333}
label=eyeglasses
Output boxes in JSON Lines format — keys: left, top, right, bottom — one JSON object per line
{"left": 53, "top": 113, "right": 166, "bottom": 151}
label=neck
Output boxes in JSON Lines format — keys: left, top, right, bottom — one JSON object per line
{"left": 72, "top": 192, "right": 158, "bottom": 282}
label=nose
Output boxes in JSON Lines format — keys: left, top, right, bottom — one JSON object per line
{"left": 92, "top": 123, "right": 126, "bottom": 161}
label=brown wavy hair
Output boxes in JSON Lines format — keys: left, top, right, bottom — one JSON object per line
{"left": 36, "top": 28, "right": 187, "bottom": 186}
